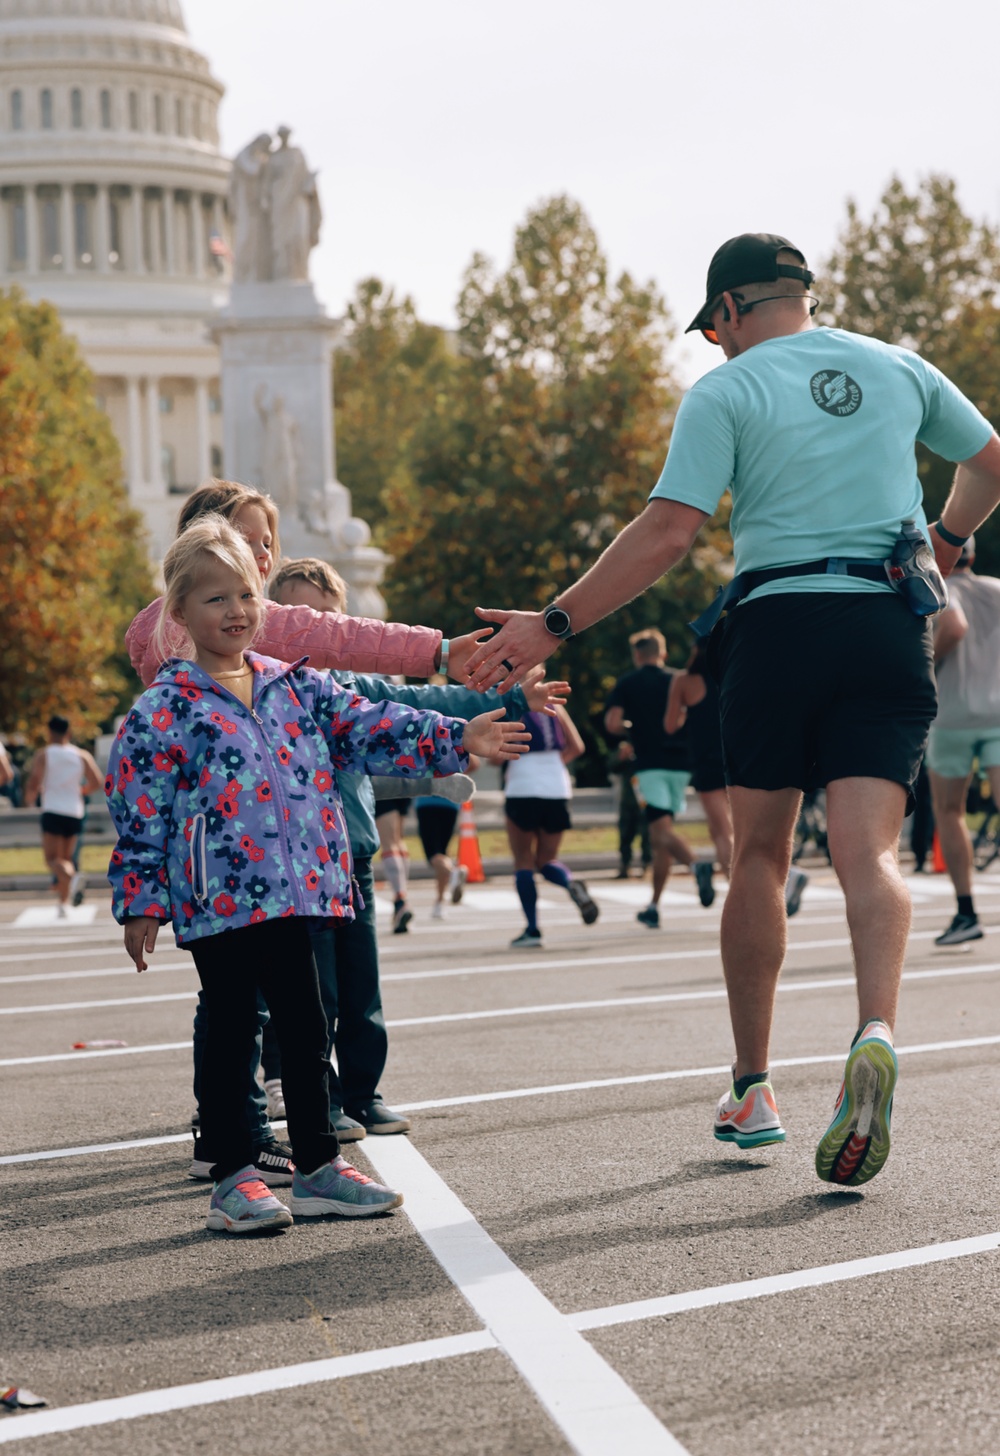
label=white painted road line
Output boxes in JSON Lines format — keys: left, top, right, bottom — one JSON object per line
{"left": 0, "top": 991, "right": 196, "bottom": 1015}
{"left": 572, "top": 1230, "right": 1000, "bottom": 1330}
{"left": 0, "top": 962, "right": 191, "bottom": 987}
{"left": 5, "top": 1032, "right": 999, "bottom": 1166}
{"left": 0, "top": 1223, "right": 996, "bottom": 1447}
{"left": 6, "top": 956, "right": 997, "bottom": 1050}
{"left": 0, "top": 1331, "right": 496, "bottom": 1446}
{"left": 361, "top": 1134, "right": 687, "bottom": 1456}
{"left": 0, "top": 1041, "right": 189, "bottom": 1068}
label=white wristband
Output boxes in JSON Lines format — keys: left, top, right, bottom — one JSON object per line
{"left": 438, "top": 638, "right": 450, "bottom": 676}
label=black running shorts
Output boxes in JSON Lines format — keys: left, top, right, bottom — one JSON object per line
{"left": 505, "top": 797, "right": 572, "bottom": 835}
{"left": 40, "top": 811, "right": 83, "bottom": 838}
{"left": 416, "top": 803, "right": 459, "bottom": 861}
{"left": 711, "top": 592, "right": 936, "bottom": 806}
{"left": 373, "top": 797, "right": 410, "bottom": 820}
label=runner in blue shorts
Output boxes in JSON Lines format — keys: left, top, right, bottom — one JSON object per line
{"left": 605, "top": 629, "right": 706, "bottom": 928}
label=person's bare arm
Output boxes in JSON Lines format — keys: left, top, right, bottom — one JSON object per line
{"left": 931, "top": 434, "right": 1000, "bottom": 575}
{"left": 604, "top": 705, "right": 627, "bottom": 739}
{"left": 0, "top": 742, "right": 13, "bottom": 788}
{"left": 79, "top": 750, "right": 103, "bottom": 797}
{"left": 933, "top": 602, "right": 969, "bottom": 664}
{"left": 24, "top": 749, "right": 44, "bottom": 807}
{"left": 665, "top": 670, "right": 707, "bottom": 734}
{"left": 556, "top": 706, "right": 585, "bottom": 765}
{"left": 467, "top": 499, "right": 710, "bottom": 689}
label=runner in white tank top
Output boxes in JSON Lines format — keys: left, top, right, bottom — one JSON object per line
{"left": 25, "top": 715, "right": 102, "bottom": 913}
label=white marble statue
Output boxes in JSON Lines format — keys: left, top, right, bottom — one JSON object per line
{"left": 230, "top": 126, "right": 321, "bottom": 284}
{"left": 230, "top": 133, "right": 273, "bottom": 284}
{"left": 254, "top": 384, "right": 299, "bottom": 513}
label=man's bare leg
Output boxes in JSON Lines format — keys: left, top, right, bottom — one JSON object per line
{"left": 700, "top": 788, "right": 733, "bottom": 877}
{"left": 826, "top": 777, "right": 909, "bottom": 1032}
{"left": 721, "top": 787, "right": 801, "bottom": 1078}
{"left": 927, "top": 770, "right": 974, "bottom": 898}
{"left": 648, "top": 815, "right": 693, "bottom": 903}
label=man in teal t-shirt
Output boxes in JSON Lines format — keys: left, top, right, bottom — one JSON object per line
{"left": 468, "top": 232, "right": 1000, "bottom": 1193}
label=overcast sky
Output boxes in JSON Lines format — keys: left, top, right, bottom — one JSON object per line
{"left": 185, "top": 0, "right": 1000, "bottom": 385}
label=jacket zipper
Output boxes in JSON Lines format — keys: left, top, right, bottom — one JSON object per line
{"left": 189, "top": 666, "right": 348, "bottom": 919}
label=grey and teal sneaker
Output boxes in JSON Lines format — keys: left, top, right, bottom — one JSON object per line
{"left": 289, "top": 1156, "right": 403, "bottom": 1218}
{"left": 815, "top": 1020, "right": 897, "bottom": 1187}
{"left": 205, "top": 1166, "right": 293, "bottom": 1234}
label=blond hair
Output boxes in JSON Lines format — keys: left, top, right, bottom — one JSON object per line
{"left": 177, "top": 479, "right": 280, "bottom": 571}
{"left": 271, "top": 556, "right": 348, "bottom": 611}
{"left": 155, "top": 515, "right": 264, "bottom": 662}
{"left": 629, "top": 629, "right": 666, "bottom": 660}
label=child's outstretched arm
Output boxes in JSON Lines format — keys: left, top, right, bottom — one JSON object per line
{"left": 350, "top": 668, "right": 570, "bottom": 722}
{"left": 307, "top": 676, "right": 472, "bottom": 778}
{"left": 463, "top": 709, "right": 531, "bottom": 760}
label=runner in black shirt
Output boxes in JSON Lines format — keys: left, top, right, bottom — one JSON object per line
{"left": 605, "top": 630, "right": 709, "bottom": 927}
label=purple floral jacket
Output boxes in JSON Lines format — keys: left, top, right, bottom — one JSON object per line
{"left": 105, "top": 652, "right": 468, "bottom": 945}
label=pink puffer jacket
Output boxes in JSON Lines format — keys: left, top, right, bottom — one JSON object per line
{"left": 126, "top": 597, "right": 442, "bottom": 689}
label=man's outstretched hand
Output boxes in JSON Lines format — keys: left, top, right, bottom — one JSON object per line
{"left": 463, "top": 608, "right": 556, "bottom": 690}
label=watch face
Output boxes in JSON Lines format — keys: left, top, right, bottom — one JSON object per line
{"left": 545, "top": 608, "right": 571, "bottom": 637}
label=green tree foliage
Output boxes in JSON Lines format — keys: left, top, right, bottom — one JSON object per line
{"left": 0, "top": 290, "right": 152, "bottom": 743}
{"left": 367, "top": 197, "right": 729, "bottom": 770}
{"left": 333, "top": 278, "right": 457, "bottom": 527}
{"left": 824, "top": 175, "right": 1000, "bottom": 567}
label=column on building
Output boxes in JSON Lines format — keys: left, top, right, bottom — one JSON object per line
{"left": 126, "top": 376, "right": 143, "bottom": 493}
{"left": 195, "top": 195, "right": 208, "bottom": 278}
{"left": 130, "top": 187, "right": 144, "bottom": 274}
{"left": 145, "top": 376, "right": 162, "bottom": 492}
{"left": 163, "top": 191, "right": 176, "bottom": 276}
{"left": 25, "top": 186, "right": 39, "bottom": 273}
{"left": 94, "top": 184, "right": 110, "bottom": 273}
{"left": 194, "top": 378, "right": 211, "bottom": 485}
{"left": 60, "top": 185, "right": 75, "bottom": 273}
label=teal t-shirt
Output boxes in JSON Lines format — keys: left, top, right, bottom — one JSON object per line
{"left": 650, "top": 328, "right": 993, "bottom": 601}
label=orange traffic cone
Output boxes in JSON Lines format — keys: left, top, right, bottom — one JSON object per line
{"left": 932, "top": 831, "right": 947, "bottom": 874}
{"left": 457, "top": 800, "right": 486, "bottom": 883}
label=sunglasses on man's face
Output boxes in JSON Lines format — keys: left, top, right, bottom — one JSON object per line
{"left": 701, "top": 325, "right": 720, "bottom": 345}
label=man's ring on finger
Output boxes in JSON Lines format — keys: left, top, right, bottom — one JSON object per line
{"left": 501, "top": 659, "right": 514, "bottom": 672}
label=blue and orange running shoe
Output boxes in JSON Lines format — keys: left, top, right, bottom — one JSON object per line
{"left": 714, "top": 1076, "right": 786, "bottom": 1149}
{"left": 206, "top": 1166, "right": 293, "bottom": 1234}
{"left": 815, "top": 1020, "right": 897, "bottom": 1187}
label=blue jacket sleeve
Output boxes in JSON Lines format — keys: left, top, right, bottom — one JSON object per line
{"left": 309, "top": 678, "right": 470, "bottom": 779}
{"left": 105, "top": 708, "right": 177, "bottom": 925}
{"left": 351, "top": 675, "right": 528, "bottom": 722}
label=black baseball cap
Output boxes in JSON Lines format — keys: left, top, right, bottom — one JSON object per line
{"left": 686, "top": 233, "right": 813, "bottom": 334}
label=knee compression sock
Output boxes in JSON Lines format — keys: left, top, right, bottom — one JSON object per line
{"left": 958, "top": 894, "right": 976, "bottom": 919}
{"left": 515, "top": 869, "right": 538, "bottom": 932}
{"left": 540, "top": 860, "right": 571, "bottom": 890}
{"left": 382, "top": 852, "right": 408, "bottom": 901}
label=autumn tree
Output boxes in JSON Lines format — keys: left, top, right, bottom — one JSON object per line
{"left": 824, "top": 175, "right": 1000, "bottom": 567}
{"left": 0, "top": 290, "right": 152, "bottom": 744}
{"left": 377, "top": 196, "right": 729, "bottom": 768}
{"left": 333, "top": 278, "right": 457, "bottom": 526}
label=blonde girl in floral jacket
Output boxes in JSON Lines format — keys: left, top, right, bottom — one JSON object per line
{"left": 107, "top": 516, "right": 527, "bottom": 1235}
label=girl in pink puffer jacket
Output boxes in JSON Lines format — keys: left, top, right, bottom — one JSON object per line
{"left": 126, "top": 479, "right": 487, "bottom": 688}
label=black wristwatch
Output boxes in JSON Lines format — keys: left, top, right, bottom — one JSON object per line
{"left": 543, "top": 605, "right": 575, "bottom": 641}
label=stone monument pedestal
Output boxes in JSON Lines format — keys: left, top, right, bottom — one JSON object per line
{"left": 214, "top": 279, "right": 390, "bottom": 617}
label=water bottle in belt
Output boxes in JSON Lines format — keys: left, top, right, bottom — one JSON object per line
{"left": 885, "top": 519, "right": 948, "bottom": 617}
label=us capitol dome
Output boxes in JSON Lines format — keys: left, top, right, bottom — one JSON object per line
{"left": 0, "top": 0, "right": 231, "bottom": 552}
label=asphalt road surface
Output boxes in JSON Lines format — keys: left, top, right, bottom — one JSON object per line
{"left": 2, "top": 864, "right": 999, "bottom": 1455}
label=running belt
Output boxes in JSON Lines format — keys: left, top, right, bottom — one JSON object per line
{"left": 691, "top": 558, "right": 887, "bottom": 640}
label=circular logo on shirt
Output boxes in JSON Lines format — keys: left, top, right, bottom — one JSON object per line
{"left": 810, "top": 369, "right": 863, "bottom": 417}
